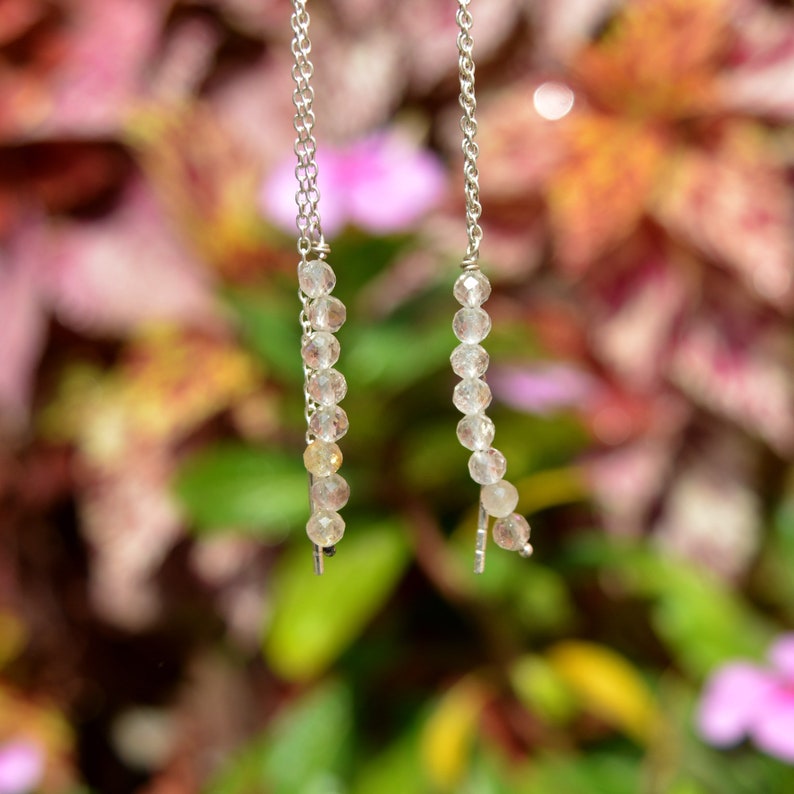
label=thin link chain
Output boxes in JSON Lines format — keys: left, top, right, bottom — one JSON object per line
{"left": 291, "top": 0, "right": 329, "bottom": 574}
{"left": 291, "top": 0, "right": 324, "bottom": 256}
{"left": 457, "top": 0, "right": 483, "bottom": 268}
{"left": 291, "top": 0, "right": 322, "bottom": 446}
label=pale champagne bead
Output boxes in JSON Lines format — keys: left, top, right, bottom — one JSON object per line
{"left": 311, "top": 473, "right": 350, "bottom": 511}
{"left": 492, "top": 512, "right": 531, "bottom": 551}
{"left": 308, "top": 296, "right": 346, "bottom": 332}
{"left": 450, "top": 344, "right": 489, "bottom": 379}
{"left": 301, "top": 332, "right": 340, "bottom": 370}
{"left": 308, "top": 368, "right": 347, "bottom": 406}
{"left": 456, "top": 413, "right": 495, "bottom": 450}
{"left": 303, "top": 440, "right": 343, "bottom": 477}
{"left": 453, "top": 307, "right": 491, "bottom": 343}
{"left": 306, "top": 509, "right": 345, "bottom": 547}
{"left": 453, "top": 378, "right": 492, "bottom": 414}
{"left": 298, "top": 259, "right": 336, "bottom": 298}
{"left": 481, "top": 479, "right": 519, "bottom": 518}
{"left": 454, "top": 270, "right": 491, "bottom": 307}
{"left": 468, "top": 447, "right": 507, "bottom": 484}
{"left": 309, "top": 405, "right": 349, "bottom": 441}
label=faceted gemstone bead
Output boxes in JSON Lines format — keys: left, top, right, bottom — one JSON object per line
{"left": 481, "top": 479, "right": 519, "bottom": 518}
{"left": 456, "top": 413, "right": 495, "bottom": 450}
{"left": 308, "top": 368, "right": 347, "bottom": 406}
{"left": 450, "top": 344, "right": 489, "bottom": 379}
{"left": 309, "top": 405, "right": 349, "bottom": 441}
{"left": 301, "top": 332, "right": 340, "bottom": 370}
{"left": 298, "top": 259, "right": 336, "bottom": 298}
{"left": 453, "top": 378, "right": 492, "bottom": 414}
{"left": 306, "top": 509, "right": 345, "bottom": 547}
{"left": 311, "top": 473, "right": 350, "bottom": 511}
{"left": 303, "top": 440, "right": 343, "bottom": 476}
{"left": 454, "top": 270, "right": 492, "bottom": 307}
{"left": 453, "top": 308, "right": 491, "bottom": 343}
{"left": 308, "top": 296, "right": 346, "bottom": 332}
{"left": 492, "top": 512, "right": 531, "bottom": 551}
{"left": 468, "top": 447, "right": 507, "bottom": 484}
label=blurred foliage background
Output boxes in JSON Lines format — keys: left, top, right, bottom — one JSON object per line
{"left": 2, "top": 0, "right": 794, "bottom": 792}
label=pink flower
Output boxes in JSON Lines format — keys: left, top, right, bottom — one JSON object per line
{"left": 489, "top": 363, "right": 595, "bottom": 415}
{"left": 0, "top": 739, "right": 44, "bottom": 794}
{"left": 260, "top": 130, "right": 446, "bottom": 238}
{"left": 697, "top": 634, "right": 794, "bottom": 763}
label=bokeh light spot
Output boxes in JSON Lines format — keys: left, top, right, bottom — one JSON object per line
{"left": 533, "top": 81, "right": 575, "bottom": 120}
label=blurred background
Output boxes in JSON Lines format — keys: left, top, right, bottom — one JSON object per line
{"left": 1, "top": 0, "right": 794, "bottom": 792}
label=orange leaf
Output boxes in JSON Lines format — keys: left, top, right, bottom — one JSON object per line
{"left": 573, "top": 0, "right": 729, "bottom": 119}
{"left": 545, "top": 114, "right": 665, "bottom": 271}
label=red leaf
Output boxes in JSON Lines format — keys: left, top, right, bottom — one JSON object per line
{"left": 654, "top": 134, "right": 794, "bottom": 308}
{"left": 669, "top": 313, "right": 794, "bottom": 454}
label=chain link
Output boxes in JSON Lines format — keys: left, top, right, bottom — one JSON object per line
{"left": 291, "top": 0, "right": 324, "bottom": 257}
{"left": 291, "top": 0, "right": 325, "bottom": 445}
{"left": 457, "top": 0, "right": 483, "bottom": 268}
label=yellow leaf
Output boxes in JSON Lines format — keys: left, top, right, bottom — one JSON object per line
{"left": 420, "top": 678, "right": 487, "bottom": 790}
{"left": 546, "top": 640, "right": 660, "bottom": 744}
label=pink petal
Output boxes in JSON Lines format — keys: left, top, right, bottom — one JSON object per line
{"left": 751, "top": 689, "right": 794, "bottom": 763}
{"left": 0, "top": 739, "right": 44, "bottom": 794}
{"left": 345, "top": 133, "right": 446, "bottom": 234}
{"left": 720, "top": 4, "right": 794, "bottom": 120}
{"left": 769, "top": 634, "right": 794, "bottom": 678}
{"left": 490, "top": 363, "right": 595, "bottom": 415}
{"left": 0, "top": 229, "right": 47, "bottom": 423}
{"left": 259, "top": 149, "right": 348, "bottom": 240}
{"left": 43, "top": 181, "right": 217, "bottom": 334}
{"left": 45, "top": 0, "right": 165, "bottom": 136}
{"left": 697, "top": 663, "right": 776, "bottom": 747}
{"left": 533, "top": 0, "right": 623, "bottom": 61}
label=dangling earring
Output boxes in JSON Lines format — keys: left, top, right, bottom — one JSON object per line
{"left": 291, "top": 0, "right": 349, "bottom": 575}
{"left": 452, "top": 0, "right": 532, "bottom": 572}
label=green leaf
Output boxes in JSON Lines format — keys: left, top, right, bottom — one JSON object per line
{"left": 264, "top": 518, "right": 410, "bottom": 680}
{"left": 174, "top": 443, "right": 307, "bottom": 535}
{"left": 563, "top": 534, "right": 773, "bottom": 678}
{"left": 345, "top": 320, "right": 450, "bottom": 391}
{"left": 225, "top": 289, "right": 302, "bottom": 383}
{"left": 644, "top": 561, "right": 772, "bottom": 678}
{"left": 207, "top": 682, "right": 352, "bottom": 794}
{"left": 351, "top": 728, "right": 431, "bottom": 794}
{"left": 516, "top": 753, "right": 641, "bottom": 794}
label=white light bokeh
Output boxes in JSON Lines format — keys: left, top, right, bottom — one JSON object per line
{"left": 533, "top": 81, "right": 575, "bottom": 120}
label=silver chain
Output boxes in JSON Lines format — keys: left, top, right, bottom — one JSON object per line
{"left": 291, "top": 0, "right": 324, "bottom": 257}
{"left": 291, "top": 0, "right": 324, "bottom": 446}
{"left": 457, "top": 0, "right": 483, "bottom": 269}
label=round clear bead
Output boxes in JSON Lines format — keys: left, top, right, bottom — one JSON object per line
{"left": 453, "top": 378, "right": 492, "bottom": 414}
{"left": 306, "top": 509, "right": 345, "bottom": 547}
{"left": 303, "top": 440, "right": 343, "bottom": 476}
{"left": 450, "top": 344, "right": 489, "bottom": 379}
{"left": 302, "top": 332, "right": 340, "bottom": 370}
{"left": 308, "top": 296, "right": 346, "bottom": 332}
{"left": 468, "top": 447, "right": 507, "bottom": 484}
{"left": 311, "top": 473, "right": 350, "bottom": 511}
{"left": 298, "top": 259, "right": 336, "bottom": 298}
{"left": 308, "top": 368, "right": 347, "bottom": 406}
{"left": 309, "top": 405, "right": 349, "bottom": 441}
{"left": 456, "top": 413, "right": 495, "bottom": 450}
{"left": 492, "top": 512, "right": 531, "bottom": 551}
{"left": 454, "top": 270, "right": 491, "bottom": 307}
{"left": 481, "top": 479, "right": 519, "bottom": 518}
{"left": 453, "top": 308, "right": 491, "bottom": 343}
